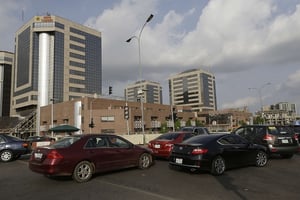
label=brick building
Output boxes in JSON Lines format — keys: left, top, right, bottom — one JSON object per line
{"left": 39, "top": 97, "right": 196, "bottom": 137}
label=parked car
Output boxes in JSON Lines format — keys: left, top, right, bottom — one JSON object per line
{"left": 0, "top": 134, "right": 30, "bottom": 162}
{"left": 148, "top": 131, "right": 195, "bottom": 159}
{"left": 169, "top": 133, "right": 268, "bottom": 175}
{"left": 232, "top": 125, "right": 299, "bottom": 158}
{"left": 26, "top": 136, "right": 55, "bottom": 143}
{"left": 287, "top": 125, "right": 300, "bottom": 140}
{"left": 29, "top": 134, "right": 154, "bottom": 183}
{"left": 180, "top": 126, "right": 210, "bottom": 135}
{"left": 26, "top": 136, "right": 55, "bottom": 150}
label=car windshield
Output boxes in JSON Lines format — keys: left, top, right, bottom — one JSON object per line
{"left": 156, "top": 133, "right": 180, "bottom": 140}
{"left": 52, "top": 136, "right": 81, "bottom": 148}
{"left": 181, "top": 127, "right": 193, "bottom": 132}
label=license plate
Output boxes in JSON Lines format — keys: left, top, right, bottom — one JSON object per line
{"left": 281, "top": 139, "right": 289, "bottom": 144}
{"left": 175, "top": 158, "right": 183, "bottom": 164}
{"left": 154, "top": 144, "right": 161, "bottom": 149}
{"left": 34, "top": 153, "right": 43, "bottom": 159}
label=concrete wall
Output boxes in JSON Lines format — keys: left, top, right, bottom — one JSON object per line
{"left": 33, "top": 134, "right": 162, "bottom": 149}
{"left": 121, "top": 134, "right": 161, "bottom": 145}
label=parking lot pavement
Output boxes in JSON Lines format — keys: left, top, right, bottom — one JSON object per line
{"left": 2, "top": 153, "right": 300, "bottom": 200}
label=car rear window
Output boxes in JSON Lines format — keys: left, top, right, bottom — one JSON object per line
{"left": 52, "top": 136, "right": 81, "bottom": 148}
{"left": 183, "top": 134, "right": 218, "bottom": 144}
{"left": 291, "top": 126, "right": 300, "bottom": 133}
{"left": 157, "top": 133, "right": 180, "bottom": 140}
{"left": 267, "top": 126, "right": 292, "bottom": 135}
{"left": 6, "top": 135, "right": 22, "bottom": 141}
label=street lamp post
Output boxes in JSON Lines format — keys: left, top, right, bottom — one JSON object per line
{"left": 249, "top": 82, "right": 271, "bottom": 123}
{"left": 126, "top": 14, "right": 154, "bottom": 142}
{"left": 50, "top": 98, "right": 56, "bottom": 137}
{"left": 249, "top": 82, "right": 271, "bottom": 112}
{"left": 89, "top": 98, "right": 96, "bottom": 134}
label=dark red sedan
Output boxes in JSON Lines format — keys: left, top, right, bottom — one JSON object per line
{"left": 148, "top": 132, "right": 195, "bottom": 159}
{"left": 29, "top": 134, "right": 153, "bottom": 183}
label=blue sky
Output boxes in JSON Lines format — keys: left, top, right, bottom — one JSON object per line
{"left": 1, "top": 0, "right": 300, "bottom": 113}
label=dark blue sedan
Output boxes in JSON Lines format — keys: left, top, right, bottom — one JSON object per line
{"left": 0, "top": 134, "right": 30, "bottom": 162}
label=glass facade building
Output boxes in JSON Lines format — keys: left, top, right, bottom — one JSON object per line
{"left": 125, "top": 80, "right": 163, "bottom": 104}
{"left": 12, "top": 15, "right": 102, "bottom": 116}
{"left": 0, "top": 51, "right": 13, "bottom": 116}
{"left": 168, "top": 69, "right": 217, "bottom": 112}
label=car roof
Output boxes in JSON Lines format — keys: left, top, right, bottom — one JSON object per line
{"left": 185, "top": 133, "right": 227, "bottom": 141}
{"left": 75, "top": 134, "right": 120, "bottom": 138}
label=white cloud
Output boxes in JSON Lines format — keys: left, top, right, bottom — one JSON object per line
{"left": 286, "top": 70, "right": 300, "bottom": 88}
{"left": 0, "top": 0, "right": 26, "bottom": 51}
{"left": 1, "top": 0, "right": 300, "bottom": 111}
{"left": 222, "top": 96, "right": 258, "bottom": 109}
{"left": 85, "top": 0, "right": 300, "bottom": 109}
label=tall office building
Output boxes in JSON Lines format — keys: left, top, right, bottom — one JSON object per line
{"left": 168, "top": 69, "right": 217, "bottom": 112}
{"left": 11, "top": 15, "right": 102, "bottom": 116}
{"left": 0, "top": 51, "right": 13, "bottom": 116}
{"left": 125, "top": 80, "right": 163, "bottom": 104}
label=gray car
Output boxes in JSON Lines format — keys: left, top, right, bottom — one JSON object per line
{"left": 180, "top": 126, "right": 209, "bottom": 135}
{"left": 232, "top": 125, "right": 299, "bottom": 158}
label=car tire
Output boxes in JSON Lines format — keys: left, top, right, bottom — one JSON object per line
{"left": 211, "top": 155, "right": 226, "bottom": 175}
{"left": 255, "top": 151, "right": 268, "bottom": 167}
{"left": 0, "top": 150, "right": 14, "bottom": 162}
{"left": 138, "top": 153, "right": 152, "bottom": 169}
{"left": 72, "top": 161, "right": 94, "bottom": 183}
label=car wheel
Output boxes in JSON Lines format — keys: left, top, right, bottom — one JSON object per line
{"left": 0, "top": 150, "right": 14, "bottom": 162}
{"left": 72, "top": 161, "right": 93, "bottom": 183}
{"left": 138, "top": 153, "right": 152, "bottom": 169}
{"left": 281, "top": 154, "right": 293, "bottom": 159}
{"left": 211, "top": 155, "right": 226, "bottom": 175}
{"left": 256, "top": 151, "right": 268, "bottom": 167}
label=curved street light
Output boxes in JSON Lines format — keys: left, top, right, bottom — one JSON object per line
{"left": 126, "top": 14, "right": 154, "bottom": 140}
{"left": 249, "top": 82, "right": 271, "bottom": 112}
{"left": 249, "top": 82, "right": 271, "bottom": 124}
{"left": 126, "top": 14, "right": 154, "bottom": 81}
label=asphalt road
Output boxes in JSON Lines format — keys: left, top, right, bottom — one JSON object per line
{"left": 1, "top": 154, "right": 300, "bottom": 200}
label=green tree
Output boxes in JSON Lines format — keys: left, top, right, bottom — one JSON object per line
{"left": 195, "top": 119, "right": 204, "bottom": 126}
{"left": 253, "top": 116, "right": 264, "bottom": 124}
{"left": 186, "top": 119, "right": 192, "bottom": 126}
{"left": 175, "top": 120, "right": 181, "bottom": 131}
{"left": 160, "top": 122, "right": 168, "bottom": 133}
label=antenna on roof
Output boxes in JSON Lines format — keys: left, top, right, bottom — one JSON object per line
{"left": 22, "top": 8, "right": 24, "bottom": 21}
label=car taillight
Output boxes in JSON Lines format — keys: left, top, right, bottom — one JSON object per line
{"left": 165, "top": 143, "right": 173, "bottom": 148}
{"left": 294, "top": 134, "right": 299, "bottom": 141}
{"left": 263, "top": 133, "right": 275, "bottom": 141}
{"left": 192, "top": 148, "right": 208, "bottom": 155}
{"left": 22, "top": 143, "right": 28, "bottom": 148}
{"left": 47, "top": 150, "right": 63, "bottom": 159}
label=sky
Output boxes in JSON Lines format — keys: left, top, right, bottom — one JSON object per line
{"left": 1, "top": 0, "right": 300, "bottom": 113}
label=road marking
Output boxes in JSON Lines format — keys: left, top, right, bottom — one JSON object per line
{"left": 95, "top": 179, "right": 178, "bottom": 200}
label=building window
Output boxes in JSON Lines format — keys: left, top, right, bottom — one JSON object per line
{"left": 101, "top": 129, "right": 115, "bottom": 133}
{"left": 101, "top": 116, "right": 115, "bottom": 122}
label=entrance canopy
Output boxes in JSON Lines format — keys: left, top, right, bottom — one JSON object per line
{"left": 49, "top": 125, "right": 79, "bottom": 133}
